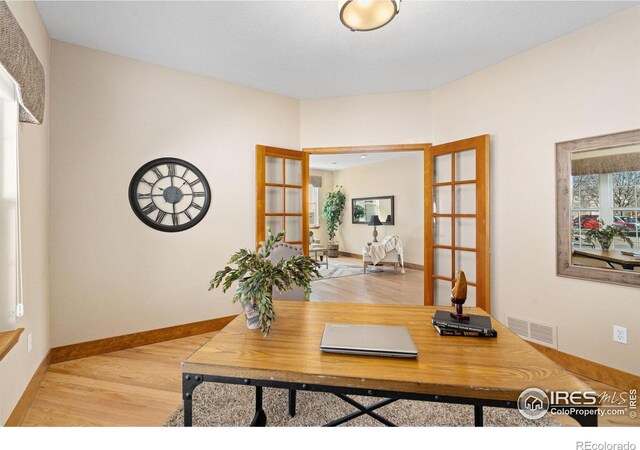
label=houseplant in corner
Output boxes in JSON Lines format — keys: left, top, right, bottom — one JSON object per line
{"left": 323, "top": 186, "right": 345, "bottom": 257}
{"left": 209, "top": 229, "right": 320, "bottom": 336}
{"left": 584, "top": 219, "right": 633, "bottom": 250}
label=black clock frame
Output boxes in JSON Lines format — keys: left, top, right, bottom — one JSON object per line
{"left": 128, "top": 157, "right": 211, "bottom": 232}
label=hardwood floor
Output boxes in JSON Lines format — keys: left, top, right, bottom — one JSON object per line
{"left": 19, "top": 329, "right": 636, "bottom": 427}
{"left": 310, "top": 255, "right": 424, "bottom": 305}
{"left": 20, "top": 333, "right": 214, "bottom": 426}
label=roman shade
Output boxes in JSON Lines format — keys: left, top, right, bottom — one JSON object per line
{"left": 310, "top": 175, "right": 323, "bottom": 188}
{"left": 571, "top": 153, "right": 640, "bottom": 176}
{"left": 0, "top": 1, "right": 45, "bottom": 124}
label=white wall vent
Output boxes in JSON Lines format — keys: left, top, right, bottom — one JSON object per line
{"left": 507, "top": 316, "right": 557, "bottom": 349}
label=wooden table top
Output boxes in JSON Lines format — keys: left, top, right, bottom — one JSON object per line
{"left": 573, "top": 248, "right": 640, "bottom": 266}
{"left": 183, "top": 301, "right": 590, "bottom": 402}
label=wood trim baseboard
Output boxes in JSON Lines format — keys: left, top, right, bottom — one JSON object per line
{"left": 51, "top": 315, "right": 237, "bottom": 364}
{"left": 528, "top": 342, "right": 640, "bottom": 392}
{"left": 338, "top": 251, "right": 424, "bottom": 270}
{"left": 0, "top": 328, "right": 24, "bottom": 362}
{"left": 5, "top": 351, "right": 51, "bottom": 427}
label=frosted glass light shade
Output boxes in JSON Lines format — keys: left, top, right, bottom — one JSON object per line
{"left": 339, "top": 0, "right": 400, "bottom": 32}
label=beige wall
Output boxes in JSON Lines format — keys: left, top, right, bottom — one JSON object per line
{"left": 301, "top": 90, "right": 434, "bottom": 148}
{"left": 309, "top": 169, "right": 334, "bottom": 246}
{"left": 332, "top": 154, "right": 424, "bottom": 265}
{"left": 0, "top": 1, "right": 50, "bottom": 425}
{"left": 49, "top": 41, "right": 299, "bottom": 347}
{"left": 433, "top": 6, "right": 640, "bottom": 375}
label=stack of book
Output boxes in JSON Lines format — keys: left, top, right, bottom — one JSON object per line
{"left": 431, "top": 310, "right": 498, "bottom": 338}
{"left": 620, "top": 250, "right": 640, "bottom": 259}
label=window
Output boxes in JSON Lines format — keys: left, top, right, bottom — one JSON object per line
{"left": 309, "top": 184, "right": 319, "bottom": 228}
{"left": 0, "top": 65, "right": 20, "bottom": 332}
{"left": 571, "top": 171, "right": 640, "bottom": 249}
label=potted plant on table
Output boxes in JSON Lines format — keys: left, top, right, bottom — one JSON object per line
{"left": 584, "top": 219, "right": 633, "bottom": 250}
{"left": 322, "top": 186, "right": 345, "bottom": 257}
{"left": 209, "top": 229, "right": 320, "bottom": 336}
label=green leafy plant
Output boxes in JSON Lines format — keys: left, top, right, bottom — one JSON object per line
{"left": 322, "top": 186, "right": 346, "bottom": 243}
{"left": 353, "top": 204, "right": 366, "bottom": 222}
{"left": 209, "top": 229, "right": 320, "bottom": 335}
{"left": 584, "top": 220, "right": 634, "bottom": 250}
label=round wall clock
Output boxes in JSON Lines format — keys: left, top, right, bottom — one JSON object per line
{"left": 128, "top": 157, "right": 211, "bottom": 232}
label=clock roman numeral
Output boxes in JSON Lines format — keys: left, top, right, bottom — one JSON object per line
{"left": 156, "top": 211, "right": 167, "bottom": 224}
{"left": 141, "top": 203, "right": 158, "bottom": 215}
{"left": 190, "top": 202, "right": 202, "bottom": 211}
{"left": 193, "top": 192, "right": 206, "bottom": 198}
{"left": 141, "top": 178, "right": 154, "bottom": 188}
{"left": 184, "top": 210, "right": 193, "bottom": 221}
{"left": 172, "top": 213, "right": 179, "bottom": 226}
{"left": 182, "top": 168, "right": 190, "bottom": 178}
{"left": 152, "top": 167, "right": 163, "bottom": 179}
{"left": 189, "top": 179, "right": 201, "bottom": 187}
{"left": 137, "top": 193, "right": 152, "bottom": 199}
{"left": 167, "top": 163, "right": 176, "bottom": 177}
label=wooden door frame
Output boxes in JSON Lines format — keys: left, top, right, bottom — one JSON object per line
{"left": 302, "top": 143, "right": 432, "bottom": 305}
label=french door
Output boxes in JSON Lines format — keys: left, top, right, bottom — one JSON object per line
{"left": 256, "top": 145, "right": 309, "bottom": 254}
{"left": 425, "top": 135, "right": 490, "bottom": 311}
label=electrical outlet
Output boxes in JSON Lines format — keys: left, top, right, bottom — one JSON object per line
{"left": 613, "top": 326, "right": 627, "bottom": 344}
{"left": 27, "top": 333, "right": 32, "bottom": 354}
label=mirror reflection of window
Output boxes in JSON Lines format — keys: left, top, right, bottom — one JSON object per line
{"left": 569, "top": 143, "right": 640, "bottom": 270}
{"left": 309, "top": 184, "right": 320, "bottom": 228}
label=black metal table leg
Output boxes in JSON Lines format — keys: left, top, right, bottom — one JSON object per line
{"left": 183, "top": 374, "right": 203, "bottom": 427}
{"left": 474, "top": 404, "right": 484, "bottom": 427}
{"left": 288, "top": 389, "right": 297, "bottom": 417}
{"left": 250, "top": 386, "right": 267, "bottom": 426}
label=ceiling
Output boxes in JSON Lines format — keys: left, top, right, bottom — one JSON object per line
{"left": 310, "top": 151, "right": 419, "bottom": 171}
{"left": 35, "top": 1, "right": 637, "bottom": 99}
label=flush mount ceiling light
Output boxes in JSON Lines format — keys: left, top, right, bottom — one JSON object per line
{"left": 339, "top": 0, "right": 401, "bottom": 32}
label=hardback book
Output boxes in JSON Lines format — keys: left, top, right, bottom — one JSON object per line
{"left": 433, "top": 324, "right": 497, "bottom": 338}
{"left": 620, "top": 250, "right": 640, "bottom": 257}
{"left": 431, "top": 310, "right": 495, "bottom": 334}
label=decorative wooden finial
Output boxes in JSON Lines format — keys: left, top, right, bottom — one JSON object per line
{"left": 450, "top": 271, "right": 470, "bottom": 322}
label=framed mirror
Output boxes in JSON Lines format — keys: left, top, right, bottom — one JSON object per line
{"left": 352, "top": 196, "right": 395, "bottom": 225}
{"left": 556, "top": 129, "right": 640, "bottom": 287}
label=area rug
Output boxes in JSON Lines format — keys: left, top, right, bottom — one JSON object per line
{"left": 316, "top": 263, "right": 365, "bottom": 280}
{"left": 164, "top": 383, "right": 560, "bottom": 427}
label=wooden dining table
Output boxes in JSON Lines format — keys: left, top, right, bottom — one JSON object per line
{"left": 182, "top": 301, "right": 597, "bottom": 427}
{"left": 573, "top": 248, "right": 640, "bottom": 270}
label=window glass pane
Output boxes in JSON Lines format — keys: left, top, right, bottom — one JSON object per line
{"left": 434, "top": 248, "right": 452, "bottom": 279}
{"left": 266, "top": 216, "right": 283, "bottom": 236}
{"left": 433, "top": 186, "right": 451, "bottom": 214}
{"left": 455, "top": 184, "right": 476, "bottom": 214}
{"left": 285, "top": 159, "right": 302, "bottom": 185}
{"left": 266, "top": 157, "right": 283, "bottom": 184}
{"left": 455, "top": 149, "right": 476, "bottom": 181}
{"left": 434, "top": 279, "right": 452, "bottom": 307}
{"left": 571, "top": 174, "right": 599, "bottom": 208}
{"left": 285, "top": 216, "right": 302, "bottom": 242}
{"left": 612, "top": 171, "right": 640, "bottom": 208}
{"left": 434, "top": 154, "right": 451, "bottom": 183}
{"left": 434, "top": 217, "right": 451, "bottom": 246}
{"left": 266, "top": 187, "right": 283, "bottom": 213}
{"left": 455, "top": 218, "right": 476, "bottom": 248}
{"left": 455, "top": 250, "right": 476, "bottom": 283}
{"left": 285, "top": 188, "right": 302, "bottom": 213}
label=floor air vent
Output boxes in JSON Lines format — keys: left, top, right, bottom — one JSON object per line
{"left": 507, "top": 316, "right": 557, "bottom": 348}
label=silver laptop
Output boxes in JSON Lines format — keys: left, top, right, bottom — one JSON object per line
{"left": 320, "top": 323, "right": 418, "bottom": 358}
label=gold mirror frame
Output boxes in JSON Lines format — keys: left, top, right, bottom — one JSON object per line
{"left": 556, "top": 129, "right": 640, "bottom": 287}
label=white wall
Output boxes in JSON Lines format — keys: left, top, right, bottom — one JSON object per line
{"left": 332, "top": 154, "right": 424, "bottom": 265}
{"left": 0, "top": 1, "right": 50, "bottom": 425}
{"left": 49, "top": 42, "right": 299, "bottom": 347}
{"left": 433, "top": 6, "right": 640, "bottom": 375}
